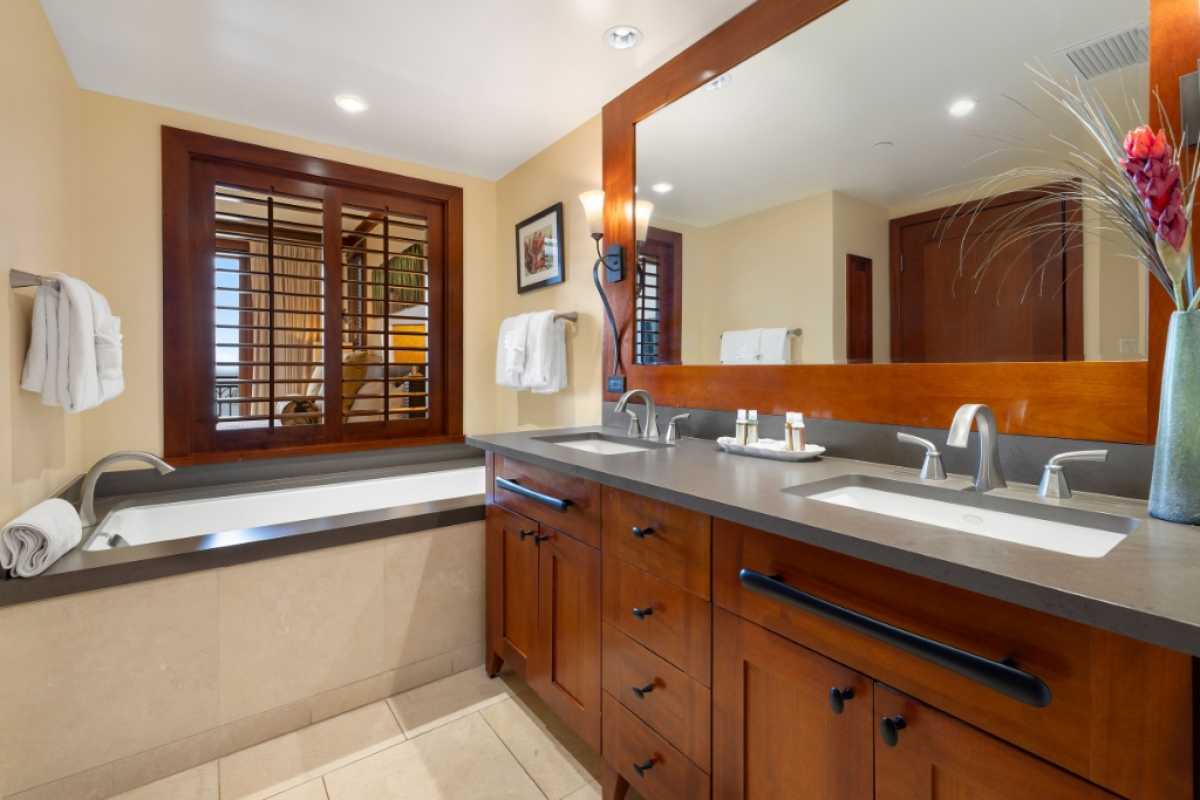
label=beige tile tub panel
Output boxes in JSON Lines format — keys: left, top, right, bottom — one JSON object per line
{"left": 0, "top": 571, "right": 221, "bottom": 796}
{"left": 383, "top": 522, "right": 485, "bottom": 669}
{"left": 219, "top": 539, "right": 388, "bottom": 722}
{"left": 109, "top": 762, "right": 218, "bottom": 800}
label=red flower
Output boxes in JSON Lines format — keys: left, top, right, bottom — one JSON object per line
{"left": 1121, "top": 125, "right": 1188, "bottom": 250}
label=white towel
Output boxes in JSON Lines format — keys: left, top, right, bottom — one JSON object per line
{"left": 19, "top": 285, "right": 55, "bottom": 396}
{"left": 720, "top": 329, "right": 762, "bottom": 364}
{"left": 496, "top": 314, "right": 531, "bottom": 389}
{"left": 524, "top": 311, "right": 567, "bottom": 394}
{"left": 0, "top": 499, "right": 83, "bottom": 578}
{"left": 758, "top": 328, "right": 792, "bottom": 364}
{"left": 20, "top": 275, "right": 123, "bottom": 412}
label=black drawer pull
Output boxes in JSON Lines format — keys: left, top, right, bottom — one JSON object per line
{"left": 880, "top": 715, "right": 907, "bottom": 747}
{"left": 534, "top": 533, "right": 551, "bottom": 544}
{"left": 631, "top": 681, "right": 656, "bottom": 699}
{"left": 496, "top": 477, "right": 571, "bottom": 512}
{"left": 518, "top": 529, "right": 536, "bottom": 541}
{"left": 632, "top": 526, "right": 655, "bottom": 539}
{"left": 633, "top": 757, "right": 656, "bottom": 777}
{"left": 632, "top": 606, "right": 654, "bottom": 620}
{"left": 738, "top": 569, "right": 1052, "bottom": 708}
{"left": 829, "top": 686, "right": 855, "bottom": 714}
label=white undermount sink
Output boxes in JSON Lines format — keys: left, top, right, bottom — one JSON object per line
{"left": 535, "top": 432, "right": 665, "bottom": 456}
{"left": 789, "top": 476, "right": 1138, "bottom": 558}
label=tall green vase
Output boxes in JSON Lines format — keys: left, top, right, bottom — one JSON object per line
{"left": 1149, "top": 310, "right": 1200, "bottom": 524}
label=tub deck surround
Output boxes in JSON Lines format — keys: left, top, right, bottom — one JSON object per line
{"left": 0, "top": 457, "right": 484, "bottom": 607}
{"left": 468, "top": 427, "right": 1200, "bottom": 658}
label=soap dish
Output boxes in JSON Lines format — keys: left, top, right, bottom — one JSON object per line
{"left": 716, "top": 437, "right": 826, "bottom": 462}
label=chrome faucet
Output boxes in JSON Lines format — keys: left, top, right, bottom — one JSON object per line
{"left": 80, "top": 451, "right": 175, "bottom": 526}
{"left": 946, "top": 404, "right": 1007, "bottom": 493}
{"left": 614, "top": 389, "right": 659, "bottom": 441}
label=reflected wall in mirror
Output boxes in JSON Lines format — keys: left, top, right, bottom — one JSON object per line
{"left": 635, "top": 0, "right": 1149, "bottom": 366}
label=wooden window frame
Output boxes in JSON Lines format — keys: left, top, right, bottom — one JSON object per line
{"left": 162, "top": 127, "right": 464, "bottom": 464}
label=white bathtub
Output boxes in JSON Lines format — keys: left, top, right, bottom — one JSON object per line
{"left": 85, "top": 466, "right": 485, "bottom": 551}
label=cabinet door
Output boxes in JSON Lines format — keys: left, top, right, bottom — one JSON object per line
{"left": 713, "top": 609, "right": 872, "bottom": 800}
{"left": 485, "top": 506, "right": 540, "bottom": 676}
{"left": 529, "top": 526, "right": 603, "bottom": 750}
{"left": 874, "top": 684, "right": 1118, "bottom": 799}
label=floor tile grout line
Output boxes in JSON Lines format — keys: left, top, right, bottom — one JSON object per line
{"left": 476, "top": 702, "right": 558, "bottom": 800}
{"left": 319, "top": 775, "right": 330, "bottom": 800}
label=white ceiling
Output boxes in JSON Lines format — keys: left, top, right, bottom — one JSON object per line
{"left": 637, "top": 0, "right": 1148, "bottom": 227}
{"left": 39, "top": 0, "right": 754, "bottom": 180}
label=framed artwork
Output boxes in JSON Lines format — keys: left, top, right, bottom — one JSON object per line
{"left": 515, "top": 202, "right": 565, "bottom": 293}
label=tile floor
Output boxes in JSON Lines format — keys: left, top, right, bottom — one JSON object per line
{"left": 105, "top": 667, "right": 641, "bottom": 800}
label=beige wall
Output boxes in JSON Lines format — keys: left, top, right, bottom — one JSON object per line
{"left": 493, "top": 116, "right": 604, "bottom": 430}
{"left": 78, "top": 91, "right": 502, "bottom": 463}
{"left": 0, "top": 0, "right": 84, "bottom": 522}
{"left": 832, "top": 192, "right": 891, "bottom": 362}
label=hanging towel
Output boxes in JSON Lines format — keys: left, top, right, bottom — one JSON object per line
{"left": 758, "top": 328, "right": 792, "bottom": 364}
{"left": 0, "top": 499, "right": 83, "bottom": 578}
{"left": 20, "top": 275, "right": 123, "bottom": 412}
{"left": 719, "top": 329, "right": 762, "bottom": 364}
{"left": 496, "top": 313, "right": 531, "bottom": 389}
{"left": 524, "top": 311, "right": 567, "bottom": 394}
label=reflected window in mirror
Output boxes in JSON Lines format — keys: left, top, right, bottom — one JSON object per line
{"left": 635, "top": 227, "right": 683, "bottom": 364}
{"left": 635, "top": 0, "right": 1149, "bottom": 366}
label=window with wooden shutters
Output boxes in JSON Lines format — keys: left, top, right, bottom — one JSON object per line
{"left": 163, "top": 128, "right": 463, "bottom": 462}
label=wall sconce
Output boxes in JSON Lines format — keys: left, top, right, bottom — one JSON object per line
{"left": 1183, "top": 59, "right": 1200, "bottom": 148}
{"left": 634, "top": 199, "right": 654, "bottom": 244}
{"left": 579, "top": 189, "right": 628, "bottom": 391}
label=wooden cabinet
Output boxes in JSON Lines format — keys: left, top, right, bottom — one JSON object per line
{"left": 713, "top": 608, "right": 872, "bottom": 800}
{"left": 529, "top": 525, "right": 603, "bottom": 750}
{"left": 602, "top": 693, "right": 710, "bottom": 800}
{"left": 873, "top": 684, "right": 1117, "bottom": 799}
{"left": 492, "top": 454, "right": 602, "bottom": 547}
{"left": 485, "top": 506, "right": 539, "bottom": 674}
{"left": 485, "top": 501, "right": 602, "bottom": 749}
{"left": 601, "top": 486, "right": 711, "bottom": 599}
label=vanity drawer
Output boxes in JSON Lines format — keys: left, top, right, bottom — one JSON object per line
{"left": 492, "top": 455, "right": 601, "bottom": 548}
{"left": 603, "top": 692, "right": 710, "bottom": 800}
{"left": 602, "top": 487, "right": 711, "bottom": 599}
{"left": 603, "top": 556, "right": 712, "bottom": 686}
{"left": 713, "top": 519, "right": 1192, "bottom": 799}
{"left": 603, "top": 623, "right": 711, "bottom": 771}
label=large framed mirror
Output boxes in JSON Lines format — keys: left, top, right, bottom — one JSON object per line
{"left": 601, "top": 0, "right": 1194, "bottom": 443}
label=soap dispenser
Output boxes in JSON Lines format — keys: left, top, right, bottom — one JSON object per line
{"left": 747, "top": 410, "right": 760, "bottom": 444}
{"left": 735, "top": 409, "right": 749, "bottom": 445}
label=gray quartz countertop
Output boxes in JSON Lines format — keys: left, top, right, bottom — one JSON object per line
{"left": 467, "top": 427, "right": 1200, "bottom": 658}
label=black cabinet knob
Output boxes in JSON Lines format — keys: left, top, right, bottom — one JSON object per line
{"left": 534, "top": 533, "right": 551, "bottom": 543}
{"left": 518, "top": 529, "right": 535, "bottom": 541}
{"left": 632, "top": 606, "right": 654, "bottom": 620}
{"left": 829, "top": 686, "right": 855, "bottom": 714}
{"left": 880, "top": 715, "right": 907, "bottom": 747}
{"left": 632, "top": 526, "right": 656, "bottom": 539}
{"left": 631, "top": 681, "right": 656, "bottom": 699}
{"left": 633, "top": 757, "right": 657, "bottom": 777}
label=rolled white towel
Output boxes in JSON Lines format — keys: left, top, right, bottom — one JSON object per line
{"left": 0, "top": 499, "right": 83, "bottom": 578}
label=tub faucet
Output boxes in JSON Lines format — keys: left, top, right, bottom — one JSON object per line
{"left": 80, "top": 451, "right": 175, "bottom": 526}
{"left": 614, "top": 389, "right": 659, "bottom": 441}
{"left": 946, "top": 404, "right": 1007, "bottom": 493}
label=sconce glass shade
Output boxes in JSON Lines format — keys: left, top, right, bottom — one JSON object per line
{"left": 635, "top": 200, "right": 654, "bottom": 243}
{"left": 578, "top": 190, "right": 605, "bottom": 237}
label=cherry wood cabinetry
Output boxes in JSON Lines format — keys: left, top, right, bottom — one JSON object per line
{"left": 601, "top": 487, "right": 711, "bottom": 599}
{"left": 493, "top": 454, "right": 602, "bottom": 548}
{"left": 713, "top": 608, "right": 872, "bottom": 800}
{"left": 602, "top": 694, "right": 710, "bottom": 800}
{"left": 873, "top": 685, "right": 1117, "bottom": 799}
{"left": 485, "top": 506, "right": 539, "bottom": 674}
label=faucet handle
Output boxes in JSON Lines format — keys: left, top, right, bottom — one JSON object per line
{"left": 1039, "top": 450, "right": 1108, "bottom": 500}
{"left": 897, "top": 432, "right": 947, "bottom": 481}
{"left": 622, "top": 407, "right": 642, "bottom": 439}
{"left": 665, "top": 413, "right": 690, "bottom": 444}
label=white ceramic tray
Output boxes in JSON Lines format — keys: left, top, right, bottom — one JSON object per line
{"left": 716, "top": 437, "right": 826, "bottom": 462}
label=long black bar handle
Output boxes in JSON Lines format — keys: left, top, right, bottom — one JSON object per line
{"left": 738, "top": 569, "right": 1052, "bottom": 708}
{"left": 495, "top": 477, "right": 571, "bottom": 512}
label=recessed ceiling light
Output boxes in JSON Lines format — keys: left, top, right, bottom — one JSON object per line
{"left": 948, "top": 97, "right": 976, "bottom": 118}
{"left": 651, "top": 182, "right": 674, "bottom": 194}
{"left": 606, "top": 26, "right": 642, "bottom": 50}
{"left": 705, "top": 74, "right": 732, "bottom": 91}
{"left": 334, "top": 94, "right": 368, "bottom": 114}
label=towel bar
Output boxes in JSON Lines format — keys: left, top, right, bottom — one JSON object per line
{"left": 553, "top": 312, "right": 578, "bottom": 322}
{"left": 9, "top": 269, "right": 59, "bottom": 289}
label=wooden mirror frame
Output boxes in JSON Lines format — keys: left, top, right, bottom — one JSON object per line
{"left": 601, "top": 0, "right": 1198, "bottom": 444}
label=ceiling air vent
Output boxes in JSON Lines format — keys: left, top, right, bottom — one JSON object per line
{"left": 1063, "top": 27, "right": 1149, "bottom": 80}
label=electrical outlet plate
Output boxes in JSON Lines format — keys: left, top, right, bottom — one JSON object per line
{"left": 607, "top": 375, "right": 627, "bottom": 393}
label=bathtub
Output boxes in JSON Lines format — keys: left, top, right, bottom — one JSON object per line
{"left": 85, "top": 465, "right": 485, "bottom": 551}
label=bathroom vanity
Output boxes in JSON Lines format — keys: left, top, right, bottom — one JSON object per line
{"left": 471, "top": 429, "right": 1198, "bottom": 799}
